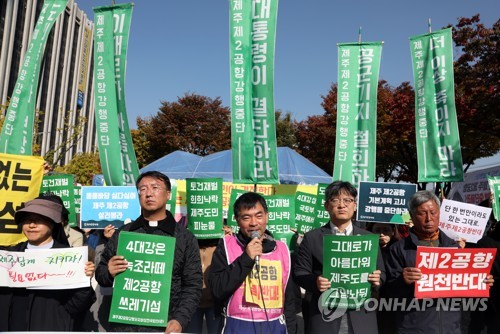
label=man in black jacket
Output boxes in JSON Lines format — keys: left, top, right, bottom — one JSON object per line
{"left": 385, "top": 190, "right": 493, "bottom": 334}
{"left": 95, "top": 171, "right": 202, "bottom": 333}
{"left": 209, "top": 192, "right": 297, "bottom": 334}
{"left": 294, "top": 180, "right": 384, "bottom": 334}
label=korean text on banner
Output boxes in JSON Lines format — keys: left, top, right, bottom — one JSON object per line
{"left": 415, "top": 247, "right": 496, "bottom": 298}
{"left": 109, "top": 232, "right": 176, "bottom": 327}
{"left": 186, "top": 178, "right": 224, "bottom": 239}
{"left": 93, "top": 3, "right": 140, "bottom": 186}
{"left": 0, "top": 153, "right": 44, "bottom": 246}
{"left": 322, "top": 234, "right": 379, "bottom": 309}
{"left": 229, "top": 0, "right": 279, "bottom": 184}
{"left": 410, "top": 28, "right": 464, "bottom": 182}
{"left": 0, "top": 0, "right": 68, "bottom": 155}
{"left": 333, "top": 42, "right": 382, "bottom": 185}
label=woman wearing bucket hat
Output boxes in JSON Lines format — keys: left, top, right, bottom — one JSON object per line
{"left": 0, "top": 196, "right": 96, "bottom": 331}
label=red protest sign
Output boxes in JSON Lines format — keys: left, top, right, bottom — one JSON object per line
{"left": 415, "top": 246, "right": 496, "bottom": 299}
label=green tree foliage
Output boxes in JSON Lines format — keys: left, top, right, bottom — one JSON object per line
{"left": 136, "top": 93, "right": 231, "bottom": 163}
{"left": 275, "top": 110, "right": 298, "bottom": 148}
{"left": 294, "top": 85, "right": 337, "bottom": 174}
{"left": 451, "top": 15, "right": 500, "bottom": 169}
{"left": 131, "top": 127, "right": 152, "bottom": 168}
{"left": 133, "top": 94, "right": 299, "bottom": 166}
{"left": 54, "top": 152, "right": 101, "bottom": 185}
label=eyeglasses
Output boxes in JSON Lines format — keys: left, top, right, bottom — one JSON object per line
{"left": 137, "top": 185, "right": 167, "bottom": 195}
{"left": 329, "top": 198, "right": 355, "bottom": 205}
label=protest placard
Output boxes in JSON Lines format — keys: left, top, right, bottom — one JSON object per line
{"left": 265, "top": 195, "right": 296, "bottom": 252}
{"left": 0, "top": 246, "right": 89, "bottom": 288}
{"left": 322, "top": 234, "right": 379, "bottom": 309}
{"left": 357, "top": 181, "right": 417, "bottom": 224}
{"left": 80, "top": 186, "right": 141, "bottom": 229}
{"left": 415, "top": 246, "right": 496, "bottom": 298}
{"left": 41, "top": 174, "right": 77, "bottom": 226}
{"left": 439, "top": 199, "right": 492, "bottom": 243}
{"left": 109, "top": 231, "right": 175, "bottom": 327}
{"left": 294, "top": 191, "right": 320, "bottom": 234}
{"left": 186, "top": 178, "right": 224, "bottom": 239}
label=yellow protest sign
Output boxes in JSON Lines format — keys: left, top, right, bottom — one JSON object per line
{"left": 0, "top": 153, "right": 44, "bottom": 246}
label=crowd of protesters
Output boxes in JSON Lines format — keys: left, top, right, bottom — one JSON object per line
{"left": 0, "top": 171, "right": 499, "bottom": 334}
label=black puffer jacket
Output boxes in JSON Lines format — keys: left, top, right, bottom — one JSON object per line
{"left": 385, "top": 228, "right": 461, "bottom": 334}
{"left": 0, "top": 240, "right": 96, "bottom": 331}
{"left": 95, "top": 211, "right": 202, "bottom": 331}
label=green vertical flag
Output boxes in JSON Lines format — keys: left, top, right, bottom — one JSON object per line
{"left": 229, "top": 0, "right": 279, "bottom": 184}
{"left": 410, "top": 28, "right": 464, "bottom": 182}
{"left": 93, "top": 3, "right": 140, "bottom": 186}
{"left": 0, "top": 0, "right": 68, "bottom": 154}
{"left": 333, "top": 42, "right": 382, "bottom": 185}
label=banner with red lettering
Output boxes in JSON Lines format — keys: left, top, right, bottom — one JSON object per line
{"left": 415, "top": 247, "right": 496, "bottom": 298}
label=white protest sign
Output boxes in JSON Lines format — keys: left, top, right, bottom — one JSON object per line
{"left": 439, "top": 199, "right": 492, "bottom": 243}
{"left": 0, "top": 246, "right": 89, "bottom": 288}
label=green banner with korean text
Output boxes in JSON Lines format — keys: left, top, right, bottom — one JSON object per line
{"left": 265, "top": 195, "right": 296, "bottom": 252}
{"left": 229, "top": 0, "right": 279, "bottom": 184}
{"left": 322, "top": 234, "right": 379, "bottom": 309}
{"left": 410, "top": 28, "right": 464, "bottom": 182}
{"left": 109, "top": 231, "right": 175, "bottom": 327}
{"left": 295, "top": 191, "right": 320, "bottom": 235}
{"left": 333, "top": 42, "right": 382, "bottom": 185}
{"left": 227, "top": 188, "right": 249, "bottom": 234}
{"left": 488, "top": 176, "right": 500, "bottom": 221}
{"left": 314, "top": 183, "right": 330, "bottom": 227}
{"left": 40, "top": 174, "right": 77, "bottom": 227}
{"left": 0, "top": 0, "right": 68, "bottom": 155}
{"left": 186, "top": 178, "right": 224, "bottom": 239}
{"left": 93, "top": 3, "right": 140, "bottom": 186}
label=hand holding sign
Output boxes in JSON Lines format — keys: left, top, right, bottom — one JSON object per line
{"left": 108, "top": 255, "right": 128, "bottom": 277}
{"left": 403, "top": 267, "right": 422, "bottom": 285}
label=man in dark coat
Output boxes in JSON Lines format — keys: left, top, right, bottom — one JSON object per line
{"left": 385, "top": 190, "right": 493, "bottom": 334}
{"left": 95, "top": 171, "right": 202, "bottom": 333}
{"left": 294, "top": 180, "right": 385, "bottom": 333}
{"left": 209, "top": 192, "right": 297, "bottom": 334}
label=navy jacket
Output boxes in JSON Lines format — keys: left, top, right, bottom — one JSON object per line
{"left": 385, "top": 228, "right": 461, "bottom": 334}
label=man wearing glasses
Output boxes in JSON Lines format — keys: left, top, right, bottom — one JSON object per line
{"left": 294, "top": 180, "right": 385, "bottom": 333}
{"left": 95, "top": 171, "right": 202, "bottom": 334}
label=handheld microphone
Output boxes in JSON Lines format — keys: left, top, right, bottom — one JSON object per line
{"left": 250, "top": 231, "right": 261, "bottom": 268}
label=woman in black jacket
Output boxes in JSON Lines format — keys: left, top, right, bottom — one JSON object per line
{"left": 0, "top": 196, "right": 95, "bottom": 331}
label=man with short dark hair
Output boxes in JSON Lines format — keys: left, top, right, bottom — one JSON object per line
{"left": 209, "top": 192, "right": 296, "bottom": 334}
{"left": 95, "top": 171, "right": 202, "bottom": 334}
{"left": 294, "top": 180, "right": 384, "bottom": 333}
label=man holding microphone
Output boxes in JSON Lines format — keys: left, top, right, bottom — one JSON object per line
{"left": 209, "top": 192, "right": 297, "bottom": 334}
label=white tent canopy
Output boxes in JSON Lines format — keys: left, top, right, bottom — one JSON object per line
{"left": 141, "top": 147, "right": 333, "bottom": 185}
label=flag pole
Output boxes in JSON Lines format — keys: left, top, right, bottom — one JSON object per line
{"left": 358, "top": 26, "right": 362, "bottom": 43}
{"left": 428, "top": 18, "right": 432, "bottom": 33}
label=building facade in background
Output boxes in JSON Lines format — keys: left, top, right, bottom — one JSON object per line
{"left": 0, "top": 0, "right": 96, "bottom": 165}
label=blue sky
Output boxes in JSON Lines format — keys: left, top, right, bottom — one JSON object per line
{"left": 77, "top": 1, "right": 499, "bottom": 128}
